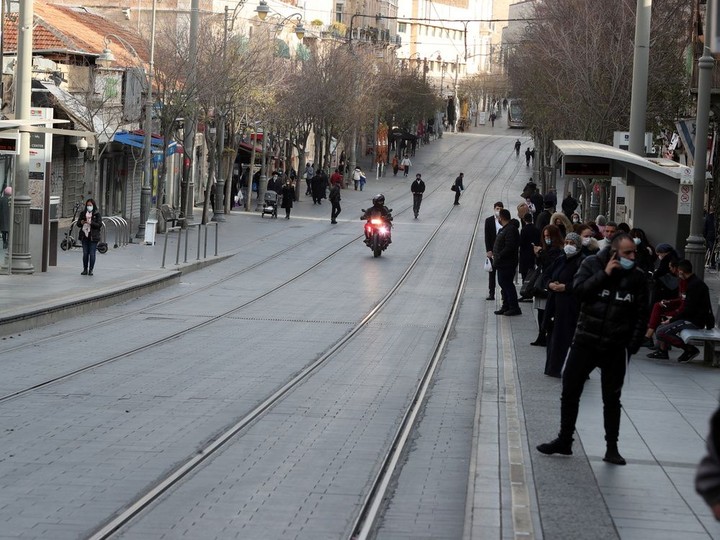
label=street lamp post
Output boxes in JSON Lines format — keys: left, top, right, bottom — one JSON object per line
{"left": 685, "top": 1, "right": 715, "bottom": 280}
{"left": 253, "top": 2, "right": 305, "bottom": 211}
{"left": 135, "top": 0, "right": 156, "bottom": 238}
{"left": 212, "top": 1, "right": 251, "bottom": 220}
{"left": 97, "top": 2, "right": 157, "bottom": 239}
{"left": 140, "top": 0, "right": 157, "bottom": 238}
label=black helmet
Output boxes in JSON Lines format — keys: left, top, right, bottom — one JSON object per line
{"left": 372, "top": 194, "right": 385, "bottom": 207}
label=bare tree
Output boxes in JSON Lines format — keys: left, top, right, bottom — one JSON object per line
{"left": 508, "top": 0, "right": 691, "bottom": 181}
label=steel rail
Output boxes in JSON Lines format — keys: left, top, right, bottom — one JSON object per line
{"left": 348, "top": 153, "right": 523, "bottom": 539}
{"left": 88, "top": 147, "right": 506, "bottom": 539}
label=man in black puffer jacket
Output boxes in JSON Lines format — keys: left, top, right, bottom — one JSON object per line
{"left": 537, "top": 233, "right": 649, "bottom": 465}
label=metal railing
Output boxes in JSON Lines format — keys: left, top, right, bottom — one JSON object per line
{"left": 161, "top": 221, "right": 219, "bottom": 268}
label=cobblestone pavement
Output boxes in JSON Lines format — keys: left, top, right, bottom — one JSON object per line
{"left": 1, "top": 123, "right": 720, "bottom": 539}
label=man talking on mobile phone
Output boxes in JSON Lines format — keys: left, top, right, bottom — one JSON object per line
{"left": 537, "top": 233, "right": 648, "bottom": 465}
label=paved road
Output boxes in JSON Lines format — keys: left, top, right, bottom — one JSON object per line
{"left": 1, "top": 120, "right": 720, "bottom": 539}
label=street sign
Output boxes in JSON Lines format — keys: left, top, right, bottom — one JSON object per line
{"left": 677, "top": 184, "right": 692, "bottom": 215}
{"left": 0, "top": 134, "right": 19, "bottom": 155}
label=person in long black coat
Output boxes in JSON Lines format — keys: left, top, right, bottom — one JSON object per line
{"left": 281, "top": 181, "right": 295, "bottom": 219}
{"left": 651, "top": 243, "right": 679, "bottom": 305}
{"left": 311, "top": 172, "right": 325, "bottom": 204}
{"left": 0, "top": 186, "right": 10, "bottom": 249}
{"left": 531, "top": 224, "right": 564, "bottom": 346}
{"left": 519, "top": 212, "right": 539, "bottom": 281}
{"left": 543, "top": 233, "right": 585, "bottom": 377}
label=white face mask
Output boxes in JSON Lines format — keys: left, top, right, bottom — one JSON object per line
{"left": 564, "top": 245, "right": 578, "bottom": 256}
{"left": 581, "top": 236, "right": 592, "bottom": 246}
{"left": 494, "top": 209, "right": 500, "bottom": 218}
{"left": 86, "top": 205, "right": 93, "bottom": 212}
{"left": 633, "top": 237, "right": 641, "bottom": 245}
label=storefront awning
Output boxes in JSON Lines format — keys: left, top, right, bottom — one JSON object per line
{"left": 238, "top": 141, "right": 262, "bottom": 153}
{"left": 112, "top": 130, "right": 180, "bottom": 163}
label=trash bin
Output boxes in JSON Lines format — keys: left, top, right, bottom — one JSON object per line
{"left": 49, "top": 196, "right": 60, "bottom": 220}
{"left": 144, "top": 219, "right": 158, "bottom": 245}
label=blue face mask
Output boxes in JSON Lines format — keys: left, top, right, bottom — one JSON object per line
{"left": 544, "top": 238, "right": 552, "bottom": 246}
{"left": 619, "top": 257, "right": 635, "bottom": 270}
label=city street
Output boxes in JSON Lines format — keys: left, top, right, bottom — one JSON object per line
{"left": 1, "top": 121, "right": 720, "bottom": 539}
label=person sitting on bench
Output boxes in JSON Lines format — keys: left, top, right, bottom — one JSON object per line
{"left": 650, "top": 259, "right": 715, "bottom": 363}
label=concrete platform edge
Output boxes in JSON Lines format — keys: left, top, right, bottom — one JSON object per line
{"left": 0, "top": 254, "right": 232, "bottom": 336}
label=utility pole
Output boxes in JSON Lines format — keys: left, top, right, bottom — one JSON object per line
{"left": 9, "top": 0, "right": 34, "bottom": 273}
{"left": 685, "top": 0, "right": 715, "bottom": 280}
{"left": 213, "top": 5, "right": 230, "bottom": 222}
{"left": 181, "top": 0, "right": 200, "bottom": 224}
{"left": 628, "top": 0, "right": 651, "bottom": 156}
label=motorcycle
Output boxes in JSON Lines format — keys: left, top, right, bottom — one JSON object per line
{"left": 361, "top": 209, "right": 392, "bottom": 257}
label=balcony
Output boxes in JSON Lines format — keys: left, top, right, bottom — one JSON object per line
{"left": 349, "top": 26, "right": 401, "bottom": 47}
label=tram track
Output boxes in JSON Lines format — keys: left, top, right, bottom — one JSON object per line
{"left": 0, "top": 136, "right": 481, "bottom": 357}
{"left": 0, "top": 133, "right": 520, "bottom": 539}
{"left": 0, "top": 136, "right": 486, "bottom": 403}
{"left": 87, "top": 141, "right": 522, "bottom": 539}
{"left": 350, "top": 148, "right": 522, "bottom": 539}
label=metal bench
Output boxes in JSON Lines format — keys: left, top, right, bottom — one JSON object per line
{"left": 679, "top": 303, "right": 720, "bottom": 366}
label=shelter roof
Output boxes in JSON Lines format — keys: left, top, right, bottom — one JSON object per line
{"left": 553, "top": 140, "right": 694, "bottom": 181}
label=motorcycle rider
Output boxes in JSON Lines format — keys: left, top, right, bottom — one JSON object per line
{"left": 361, "top": 194, "right": 393, "bottom": 245}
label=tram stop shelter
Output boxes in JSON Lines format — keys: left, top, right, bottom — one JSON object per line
{"left": 553, "top": 140, "right": 710, "bottom": 251}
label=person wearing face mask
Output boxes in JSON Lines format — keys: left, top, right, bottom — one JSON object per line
{"left": 643, "top": 257, "right": 683, "bottom": 350}
{"left": 629, "top": 227, "right": 655, "bottom": 274}
{"left": 651, "top": 243, "right": 680, "bottom": 305}
{"left": 542, "top": 233, "right": 585, "bottom": 377}
{"left": 518, "top": 212, "right": 538, "bottom": 283}
{"left": 530, "top": 225, "right": 564, "bottom": 346}
{"left": 652, "top": 259, "right": 714, "bottom": 363}
{"left": 549, "top": 211, "right": 572, "bottom": 237}
{"left": 577, "top": 224, "right": 599, "bottom": 257}
{"left": 484, "top": 201, "right": 504, "bottom": 301}
{"left": 537, "top": 233, "right": 649, "bottom": 465}
{"left": 76, "top": 198, "right": 102, "bottom": 276}
{"left": 570, "top": 212, "right": 581, "bottom": 227}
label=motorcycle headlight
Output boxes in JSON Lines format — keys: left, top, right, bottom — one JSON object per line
{"left": 379, "top": 226, "right": 389, "bottom": 235}
{"left": 370, "top": 218, "right": 383, "bottom": 225}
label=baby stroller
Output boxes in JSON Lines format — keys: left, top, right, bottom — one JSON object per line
{"left": 261, "top": 191, "right": 280, "bottom": 218}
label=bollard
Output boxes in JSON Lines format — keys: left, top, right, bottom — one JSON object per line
{"left": 197, "top": 224, "right": 202, "bottom": 261}
{"left": 175, "top": 226, "right": 182, "bottom": 265}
